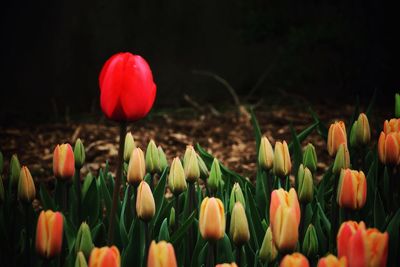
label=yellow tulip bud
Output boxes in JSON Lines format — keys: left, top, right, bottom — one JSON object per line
{"left": 127, "top": 148, "right": 146, "bottom": 186}
{"left": 258, "top": 136, "right": 274, "bottom": 171}
{"left": 273, "top": 141, "right": 291, "bottom": 178}
{"left": 183, "top": 145, "right": 200, "bottom": 182}
{"left": 136, "top": 181, "right": 155, "bottom": 222}
{"left": 168, "top": 157, "right": 187, "bottom": 195}
{"left": 18, "top": 166, "right": 36, "bottom": 203}
{"left": 199, "top": 197, "right": 226, "bottom": 241}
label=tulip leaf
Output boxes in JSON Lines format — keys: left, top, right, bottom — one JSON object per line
{"left": 245, "top": 184, "right": 264, "bottom": 250}
{"left": 317, "top": 202, "right": 331, "bottom": 234}
{"left": 82, "top": 172, "right": 94, "bottom": 200}
{"left": 121, "top": 220, "right": 141, "bottom": 267}
{"left": 39, "top": 183, "right": 56, "bottom": 211}
{"left": 82, "top": 175, "right": 100, "bottom": 227}
{"left": 217, "top": 233, "right": 234, "bottom": 263}
{"left": 373, "top": 190, "right": 386, "bottom": 231}
{"left": 312, "top": 207, "right": 328, "bottom": 255}
{"left": 255, "top": 169, "right": 268, "bottom": 221}
{"left": 119, "top": 186, "right": 130, "bottom": 247}
{"left": 158, "top": 218, "right": 170, "bottom": 242}
{"left": 308, "top": 107, "right": 328, "bottom": 140}
{"left": 63, "top": 214, "right": 76, "bottom": 252}
{"left": 244, "top": 242, "right": 256, "bottom": 267}
{"left": 99, "top": 170, "right": 113, "bottom": 220}
{"left": 385, "top": 209, "right": 400, "bottom": 267}
{"left": 288, "top": 122, "right": 319, "bottom": 151}
{"left": 153, "top": 167, "right": 168, "bottom": 221}
{"left": 290, "top": 124, "right": 303, "bottom": 186}
{"left": 170, "top": 211, "right": 195, "bottom": 245}
{"left": 191, "top": 232, "right": 206, "bottom": 267}
{"left": 152, "top": 200, "right": 174, "bottom": 237}
{"left": 383, "top": 166, "right": 390, "bottom": 208}
{"left": 197, "top": 242, "right": 209, "bottom": 267}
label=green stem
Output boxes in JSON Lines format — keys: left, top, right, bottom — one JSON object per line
{"left": 174, "top": 193, "right": 180, "bottom": 233}
{"left": 206, "top": 241, "right": 215, "bottom": 267}
{"left": 236, "top": 245, "right": 242, "bottom": 267}
{"left": 144, "top": 221, "right": 150, "bottom": 264}
{"left": 330, "top": 174, "right": 339, "bottom": 253}
{"left": 188, "top": 182, "right": 195, "bottom": 258}
{"left": 299, "top": 202, "right": 306, "bottom": 240}
{"left": 108, "top": 121, "right": 127, "bottom": 245}
{"left": 25, "top": 203, "right": 31, "bottom": 267}
{"left": 61, "top": 181, "right": 67, "bottom": 213}
{"left": 74, "top": 167, "right": 82, "bottom": 223}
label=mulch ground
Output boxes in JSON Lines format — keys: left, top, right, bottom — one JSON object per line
{"left": 0, "top": 104, "right": 386, "bottom": 184}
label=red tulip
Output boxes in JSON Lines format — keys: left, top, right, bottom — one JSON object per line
{"left": 53, "top": 143, "right": 75, "bottom": 180}
{"left": 35, "top": 210, "right": 64, "bottom": 259}
{"left": 378, "top": 131, "right": 400, "bottom": 165}
{"left": 99, "top": 52, "right": 156, "bottom": 121}
{"left": 337, "top": 169, "right": 367, "bottom": 210}
{"left": 89, "top": 246, "right": 120, "bottom": 267}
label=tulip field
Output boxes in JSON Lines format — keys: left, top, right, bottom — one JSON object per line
{"left": 0, "top": 52, "right": 399, "bottom": 267}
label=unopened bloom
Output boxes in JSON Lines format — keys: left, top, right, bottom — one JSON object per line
{"left": 168, "top": 157, "right": 187, "bottom": 195}
{"left": 383, "top": 118, "right": 400, "bottom": 134}
{"left": 183, "top": 145, "right": 200, "bottom": 182}
{"left": 337, "top": 169, "right": 367, "bottom": 210}
{"left": 75, "top": 222, "right": 94, "bottom": 259}
{"left": 327, "top": 121, "right": 347, "bottom": 157}
{"left": 270, "top": 188, "right": 300, "bottom": 252}
{"left": 158, "top": 146, "right": 168, "bottom": 172}
{"left": 297, "top": 164, "right": 313, "bottom": 204}
{"left": 89, "top": 246, "right": 120, "bottom": 267}
{"left": 53, "top": 143, "right": 75, "bottom": 180}
{"left": 18, "top": 166, "right": 36, "bottom": 203}
{"left": 258, "top": 136, "right": 274, "bottom": 171}
{"left": 273, "top": 141, "right": 291, "bottom": 178}
{"left": 229, "top": 183, "right": 245, "bottom": 213}
{"left": 208, "top": 158, "right": 223, "bottom": 193}
{"left": 303, "top": 143, "right": 317, "bottom": 173}
{"left": 123, "top": 132, "right": 135, "bottom": 162}
{"left": 36, "top": 210, "right": 64, "bottom": 259}
{"left": 197, "top": 154, "right": 209, "bottom": 179}
{"left": 317, "top": 254, "right": 347, "bottom": 267}
{"left": 74, "top": 138, "right": 86, "bottom": 168}
{"left": 350, "top": 113, "right": 370, "bottom": 147}
{"left": 215, "top": 264, "right": 238, "bottom": 267}
{"left": 10, "top": 154, "right": 21, "bottom": 187}
{"left": 378, "top": 131, "right": 400, "bottom": 165}
{"left": 146, "top": 140, "right": 160, "bottom": 174}
{"left": 136, "top": 181, "right": 155, "bottom": 222}
{"left": 75, "top": 251, "right": 88, "bottom": 267}
{"left": 302, "top": 224, "right": 318, "bottom": 258}
{"left": 280, "top": 253, "right": 309, "bottom": 267}
{"left": 199, "top": 197, "right": 226, "bottom": 241}
{"left": 332, "top": 144, "right": 350, "bottom": 175}
{"left": 259, "top": 226, "right": 278, "bottom": 263}
{"left": 127, "top": 148, "right": 146, "bottom": 186}
{"left": 230, "top": 202, "right": 250, "bottom": 246}
{"left": 147, "top": 240, "right": 177, "bottom": 267}
{"left": 337, "top": 221, "right": 388, "bottom": 267}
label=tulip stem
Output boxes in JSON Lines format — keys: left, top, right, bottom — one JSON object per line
{"left": 61, "top": 181, "right": 68, "bottom": 213}
{"left": 330, "top": 173, "right": 339, "bottom": 253}
{"left": 74, "top": 167, "right": 82, "bottom": 223}
{"left": 188, "top": 182, "right": 196, "bottom": 258}
{"left": 174, "top": 193, "right": 180, "bottom": 233}
{"left": 299, "top": 202, "right": 306, "bottom": 240}
{"left": 108, "top": 121, "right": 127, "bottom": 245}
{"left": 206, "top": 241, "right": 215, "bottom": 267}
{"left": 24, "top": 203, "right": 31, "bottom": 267}
{"left": 144, "top": 221, "right": 150, "bottom": 264}
{"left": 236, "top": 245, "right": 242, "bottom": 267}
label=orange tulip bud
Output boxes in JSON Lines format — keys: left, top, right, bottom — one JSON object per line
{"left": 378, "top": 131, "right": 400, "bottom": 165}
{"left": 337, "top": 221, "right": 388, "bottom": 267}
{"left": 337, "top": 169, "right": 367, "bottom": 210}
{"left": 270, "top": 188, "right": 301, "bottom": 252}
{"left": 147, "top": 240, "right": 177, "bottom": 267}
{"left": 89, "top": 246, "right": 120, "bottom": 267}
{"left": 327, "top": 121, "right": 347, "bottom": 157}
{"left": 18, "top": 166, "right": 36, "bottom": 203}
{"left": 273, "top": 141, "right": 291, "bottom": 178}
{"left": 383, "top": 118, "right": 400, "bottom": 134}
{"left": 53, "top": 143, "right": 75, "bottom": 180}
{"left": 215, "top": 263, "right": 238, "bottom": 267}
{"left": 317, "top": 254, "right": 347, "bottom": 267}
{"left": 127, "top": 148, "right": 146, "bottom": 186}
{"left": 136, "top": 181, "right": 155, "bottom": 222}
{"left": 279, "top": 253, "right": 309, "bottom": 267}
{"left": 199, "top": 197, "right": 226, "bottom": 241}
{"left": 35, "top": 210, "right": 64, "bottom": 259}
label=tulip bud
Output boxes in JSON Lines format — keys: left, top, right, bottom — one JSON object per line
{"left": 127, "top": 148, "right": 146, "bottom": 186}
{"left": 258, "top": 136, "right": 274, "bottom": 171}
{"left": 297, "top": 165, "right": 313, "bottom": 204}
{"left": 317, "top": 254, "right": 347, "bottom": 267}
{"left": 280, "top": 253, "right": 310, "bottom": 267}
{"left": 383, "top": 118, "right": 400, "bottom": 134}
{"left": 197, "top": 154, "right": 209, "bottom": 179}
{"left": 208, "top": 158, "right": 223, "bottom": 193}
{"left": 75, "top": 251, "right": 88, "bottom": 267}
{"left": 75, "top": 222, "right": 94, "bottom": 259}
{"left": 215, "top": 264, "right": 238, "bottom": 267}
{"left": 89, "top": 246, "right": 120, "bottom": 267}
{"left": 302, "top": 224, "right": 318, "bottom": 258}
{"left": 36, "top": 210, "right": 63, "bottom": 259}
{"left": 53, "top": 144, "right": 75, "bottom": 180}
{"left": 230, "top": 202, "right": 250, "bottom": 246}
{"left": 0, "top": 177, "right": 5, "bottom": 204}
{"left": 10, "top": 154, "right": 21, "bottom": 187}
{"left": 183, "top": 145, "right": 200, "bottom": 182}
{"left": 199, "top": 197, "right": 226, "bottom": 241}
{"left": 158, "top": 146, "right": 168, "bottom": 172}
{"left": 147, "top": 240, "right": 178, "bottom": 267}
{"left": 302, "top": 143, "right": 317, "bottom": 173}
{"left": 136, "top": 181, "right": 155, "bottom": 222}
{"left": 349, "top": 113, "right": 371, "bottom": 148}
{"left": 18, "top": 166, "right": 36, "bottom": 203}
{"left": 229, "top": 183, "right": 245, "bottom": 213}
{"left": 327, "top": 121, "right": 347, "bottom": 157}
{"left": 337, "top": 221, "right": 388, "bottom": 267}
{"left": 337, "top": 169, "right": 367, "bottom": 210}
{"left": 270, "top": 188, "right": 301, "bottom": 252}
{"left": 378, "top": 131, "right": 400, "bottom": 165}
{"left": 0, "top": 151, "right": 3, "bottom": 174}
{"left": 123, "top": 132, "right": 135, "bottom": 162}
{"left": 168, "top": 157, "right": 187, "bottom": 195}
{"left": 259, "top": 226, "right": 278, "bottom": 263}
{"left": 74, "top": 138, "right": 86, "bottom": 168}
{"left": 146, "top": 140, "right": 160, "bottom": 174}
{"left": 169, "top": 207, "right": 175, "bottom": 230}
{"left": 396, "top": 93, "right": 400, "bottom": 118}
{"left": 273, "top": 141, "right": 291, "bottom": 178}
{"left": 332, "top": 144, "right": 350, "bottom": 175}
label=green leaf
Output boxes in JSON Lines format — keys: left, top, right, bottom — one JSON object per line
{"left": 82, "top": 173, "right": 94, "bottom": 200}
{"left": 152, "top": 168, "right": 168, "bottom": 225}
{"left": 158, "top": 218, "right": 170, "bottom": 242}
{"left": 217, "top": 233, "right": 234, "bottom": 263}
{"left": 288, "top": 122, "right": 319, "bottom": 151}
{"left": 121, "top": 220, "right": 141, "bottom": 267}
{"left": 245, "top": 184, "right": 264, "bottom": 250}
{"left": 191, "top": 230, "right": 206, "bottom": 267}
{"left": 119, "top": 186, "right": 130, "bottom": 247}
{"left": 63, "top": 214, "right": 76, "bottom": 252}
{"left": 99, "top": 171, "right": 113, "bottom": 220}
{"left": 290, "top": 124, "right": 303, "bottom": 187}
{"left": 255, "top": 170, "right": 268, "bottom": 220}
{"left": 82, "top": 175, "right": 100, "bottom": 227}
{"left": 170, "top": 211, "right": 196, "bottom": 245}
{"left": 308, "top": 107, "right": 328, "bottom": 140}
{"left": 373, "top": 190, "right": 386, "bottom": 231}
{"left": 39, "top": 183, "right": 56, "bottom": 211}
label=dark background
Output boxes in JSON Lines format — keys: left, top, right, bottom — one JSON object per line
{"left": 0, "top": 0, "right": 398, "bottom": 123}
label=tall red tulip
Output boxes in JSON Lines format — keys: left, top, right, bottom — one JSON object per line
{"left": 99, "top": 52, "right": 156, "bottom": 121}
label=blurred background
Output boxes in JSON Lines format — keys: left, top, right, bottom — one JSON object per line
{"left": 0, "top": 0, "right": 398, "bottom": 124}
